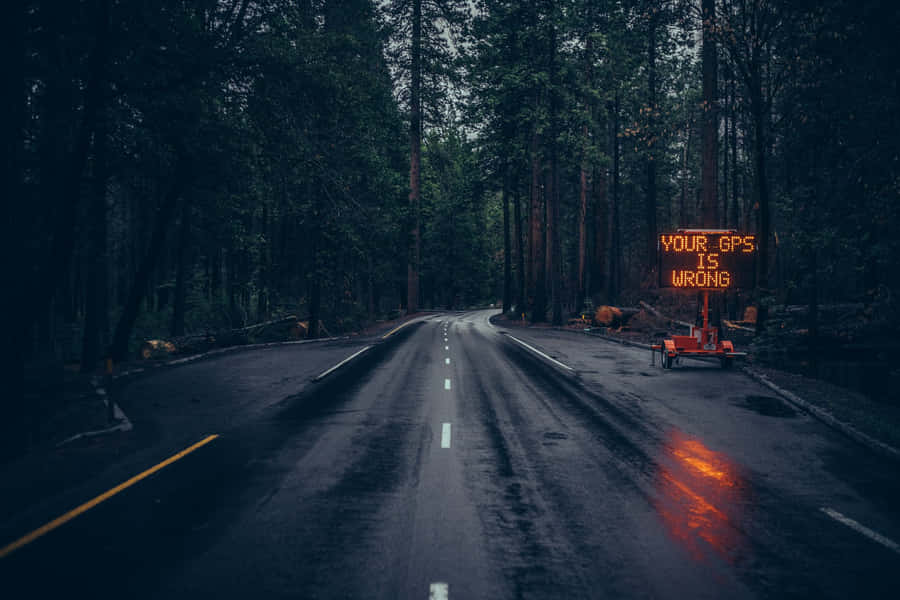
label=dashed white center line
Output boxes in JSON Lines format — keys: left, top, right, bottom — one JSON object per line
{"left": 821, "top": 507, "right": 900, "bottom": 554}
{"left": 445, "top": 358, "right": 450, "bottom": 365}
{"left": 429, "top": 582, "right": 449, "bottom": 600}
{"left": 441, "top": 423, "right": 451, "bottom": 448}
{"left": 444, "top": 378, "right": 451, "bottom": 390}
{"left": 445, "top": 345, "right": 449, "bottom": 351}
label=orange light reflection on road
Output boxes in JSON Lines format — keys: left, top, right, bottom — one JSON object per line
{"left": 654, "top": 430, "right": 744, "bottom": 562}
{"left": 671, "top": 439, "right": 735, "bottom": 487}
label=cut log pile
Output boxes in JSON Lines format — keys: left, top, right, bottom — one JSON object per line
{"left": 593, "top": 305, "right": 640, "bottom": 327}
{"left": 587, "top": 305, "right": 671, "bottom": 336}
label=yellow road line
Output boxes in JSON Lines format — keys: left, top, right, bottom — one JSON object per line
{"left": 0, "top": 434, "right": 220, "bottom": 559}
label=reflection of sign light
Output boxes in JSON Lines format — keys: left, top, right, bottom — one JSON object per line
{"left": 671, "top": 439, "right": 735, "bottom": 486}
{"left": 654, "top": 430, "right": 744, "bottom": 562}
{"left": 659, "top": 231, "right": 756, "bottom": 289}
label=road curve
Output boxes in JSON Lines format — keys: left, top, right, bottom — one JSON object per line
{"left": 1, "top": 310, "right": 898, "bottom": 598}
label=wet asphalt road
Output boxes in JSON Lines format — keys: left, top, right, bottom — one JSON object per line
{"left": 2, "top": 310, "right": 899, "bottom": 598}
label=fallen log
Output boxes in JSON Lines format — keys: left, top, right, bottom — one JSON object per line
{"left": 140, "top": 315, "right": 301, "bottom": 358}
{"left": 723, "top": 319, "right": 755, "bottom": 333}
{"left": 139, "top": 339, "right": 177, "bottom": 360}
{"left": 593, "top": 306, "right": 640, "bottom": 327}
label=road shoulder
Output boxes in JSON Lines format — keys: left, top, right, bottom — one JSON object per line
{"left": 491, "top": 314, "right": 900, "bottom": 463}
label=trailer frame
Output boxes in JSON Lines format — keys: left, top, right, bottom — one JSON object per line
{"left": 650, "top": 289, "right": 747, "bottom": 369}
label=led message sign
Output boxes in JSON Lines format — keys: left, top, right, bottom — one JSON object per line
{"left": 658, "top": 230, "right": 756, "bottom": 289}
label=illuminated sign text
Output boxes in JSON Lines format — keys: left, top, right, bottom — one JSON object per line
{"left": 658, "top": 231, "right": 756, "bottom": 289}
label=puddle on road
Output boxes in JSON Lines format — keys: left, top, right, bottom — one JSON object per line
{"left": 737, "top": 395, "right": 796, "bottom": 418}
{"left": 654, "top": 430, "right": 746, "bottom": 563}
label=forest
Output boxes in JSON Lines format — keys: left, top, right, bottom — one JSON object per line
{"left": 7, "top": 0, "right": 900, "bottom": 455}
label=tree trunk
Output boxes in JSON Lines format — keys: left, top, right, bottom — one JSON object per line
{"left": 514, "top": 185, "right": 525, "bottom": 312}
{"left": 752, "top": 88, "right": 770, "bottom": 334}
{"left": 3, "top": 0, "right": 26, "bottom": 459}
{"left": 109, "top": 157, "right": 191, "bottom": 362}
{"left": 528, "top": 130, "right": 545, "bottom": 321}
{"left": 502, "top": 165, "right": 512, "bottom": 312}
{"left": 171, "top": 196, "right": 192, "bottom": 337}
{"left": 730, "top": 75, "right": 740, "bottom": 230}
{"left": 29, "top": 0, "right": 110, "bottom": 340}
{"left": 607, "top": 91, "right": 621, "bottom": 303}
{"left": 256, "top": 202, "right": 269, "bottom": 322}
{"left": 546, "top": 14, "right": 559, "bottom": 325}
{"left": 366, "top": 253, "right": 375, "bottom": 321}
{"left": 307, "top": 201, "right": 322, "bottom": 338}
{"left": 308, "top": 271, "right": 322, "bottom": 339}
{"left": 723, "top": 69, "right": 730, "bottom": 227}
{"left": 407, "top": 0, "right": 422, "bottom": 314}
{"left": 577, "top": 31, "right": 593, "bottom": 313}
{"left": 577, "top": 137, "right": 588, "bottom": 312}
{"left": 701, "top": 0, "right": 718, "bottom": 229}
{"left": 680, "top": 110, "right": 692, "bottom": 227}
{"left": 591, "top": 165, "right": 607, "bottom": 300}
{"left": 80, "top": 114, "right": 109, "bottom": 373}
{"left": 549, "top": 156, "right": 562, "bottom": 326}
{"left": 646, "top": 16, "right": 658, "bottom": 273}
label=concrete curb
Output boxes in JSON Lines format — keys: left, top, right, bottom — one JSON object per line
{"left": 741, "top": 367, "right": 900, "bottom": 463}
{"left": 581, "top": 329, "right": 654, "bottom": 351}
{"left": 56, "top": 377, "right": 133, "bottom": 448}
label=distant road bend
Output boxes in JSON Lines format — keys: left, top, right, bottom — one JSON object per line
{"left": 2, "top": 310, "right": 899, "bottom": 598}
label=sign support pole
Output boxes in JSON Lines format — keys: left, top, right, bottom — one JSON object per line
{"left": 702, "top": 290, "right": 709, "bottom": 331}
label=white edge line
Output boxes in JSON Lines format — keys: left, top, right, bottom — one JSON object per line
{"left": 56, "top": 421, "right": 131, "bottom": 447}
{"left": 441, "top": 423, "right": 451, "bottom": 448}
{"left": 506, "top": 335, "right": 575, "bottom": 372}
{"left": 313, "top": 346, "right": 371, "bottom": 381}
{"left": 821, "top": 507, "right": 900, "bottom": 554}
{"left": 382, "top": 318, "right": 419, "bottom": 339}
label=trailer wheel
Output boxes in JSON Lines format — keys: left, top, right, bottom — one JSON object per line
{"left": 720, "top": 357, "right": 733, "bottom": 369}
{"left": 661, "top": 349, "right": 672, "bottom": 369}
